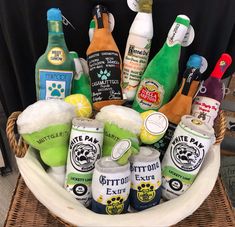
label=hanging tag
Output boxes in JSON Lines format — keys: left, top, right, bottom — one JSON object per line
{"left": 181, "top": 25, "right": 195, "bottom": 47}
{"left": 62, "top": 15, "right": 76, "bottom": 31}
{"left": 127, "top": 0, "right": 140, "bottom": 12}
{"left": 200, "top": 56, "right": 208, "bottom": 74}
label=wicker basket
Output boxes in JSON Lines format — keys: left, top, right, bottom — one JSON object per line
{"left": 6, "top": 110, "right": 227, "bottom": 227}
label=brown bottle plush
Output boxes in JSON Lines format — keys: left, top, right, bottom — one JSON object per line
{"left": 159, "top": 68, "right": 201, "bottom": 125}
{"left": 86, "top": 5, "right": 124, "bottom": 111}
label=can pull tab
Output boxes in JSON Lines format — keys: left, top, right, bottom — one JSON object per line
{"left": 62, "top": 14, "right": 76, "bottom": 31}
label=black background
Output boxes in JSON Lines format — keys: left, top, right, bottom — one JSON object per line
{"left": 0, "top": 0, "right": 234, "bottom": 115}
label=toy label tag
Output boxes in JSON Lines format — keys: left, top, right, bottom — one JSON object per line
{"left": 181, "top": 25, "right": 195, "bottom": 47}
{"left": 144, "top": 112, "right": 168, "bottom": 135}
{"left": 111, "top": 139, "right": 131, "bottom": 160}
{"left": 199, "top": 56, "right": 208, "bottom": 73}
{"left": 127, "top": 0, "right": 140, "bottom": 12}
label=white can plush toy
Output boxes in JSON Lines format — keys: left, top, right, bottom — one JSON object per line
{"left": 17, "top": 99, "right": 76, "bottom": 185}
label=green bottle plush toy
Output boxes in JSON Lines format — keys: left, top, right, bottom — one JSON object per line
{"left": 132, "top": 15, "right": 191, "bottom": 112}
{"left": 35, "top": 8, "right": 75, "bottom": 100}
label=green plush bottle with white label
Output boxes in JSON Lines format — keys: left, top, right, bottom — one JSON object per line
{"left": 132, "top": 15, "right": 190, "bottom": 113}
{"left": 35, "top": 8, "right": 75, "bottom": 100}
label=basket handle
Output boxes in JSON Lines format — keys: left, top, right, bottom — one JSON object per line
{"left": 6, "top": 111, "right": 28, "bottom": 158}
{"left": 214, "top": 110, "right": 227, "bottom": 144}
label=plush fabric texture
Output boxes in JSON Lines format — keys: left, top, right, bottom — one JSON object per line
{"left": 22, "top": 124, "right": 71, "bottom": 167}
{"left": 17, "top": 99, "right": 76, "bottom": 134}
{"left": 101, "top": 122, "right": 140, "bottom": 159}
{"left": 95, "top": 105, "right": 143, "bottom": 135}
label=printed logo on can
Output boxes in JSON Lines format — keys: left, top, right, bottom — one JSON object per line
{"left": 70, "top": 135, "right": 101, "bottom": 172}
{"left": 106, "top": 195, "right": 125, "bottom": 215}
{"left": 137, "top": 182, "right": 156, "bottom": 203}
{"left": 48, "top": 47, "right": 65, "bottom": 65}
{"left": 170, "top": 136, "right": 205, "bottom": 172}
{"left": 136, "top": 79, "right": 164, "bottom": 110}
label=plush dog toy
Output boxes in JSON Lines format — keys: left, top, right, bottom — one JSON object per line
{"left": 17, "top": 99, "right": 76, "bottom": 184}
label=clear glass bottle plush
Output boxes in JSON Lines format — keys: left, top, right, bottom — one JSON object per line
{"left": 35, "top": 8, "right": 75, "bottom": 100}
{"left": 122, "top": 0, "right": 153, "bottom": 101}
{"left": 86, "top": 5, "right": 124, "bottom": 111}
{"left": 132, "top": 15, "right": 190, "bottom": 113}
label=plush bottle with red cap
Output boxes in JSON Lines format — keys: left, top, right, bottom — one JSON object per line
{"left": 192, "top": 53, "right": 232, "bottom": 126}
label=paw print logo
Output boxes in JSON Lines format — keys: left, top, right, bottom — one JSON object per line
{"left": 137, "top": 182, "right": 156, "bottom": 203}
{"left": 106, "top": 196, "right": 124, "bottom": 215}
{"left": 48, "top": 83, "right": 64, "bottom": 97}
{"left": 97, "top": 69, "right": 111, "bottom": 80}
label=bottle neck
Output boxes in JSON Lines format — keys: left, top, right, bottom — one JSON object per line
{"left": 46, "top": 21, "right": 67, "bottom": 49}
{"left": 94, "top": 12, "right": 110, "bottom": 31}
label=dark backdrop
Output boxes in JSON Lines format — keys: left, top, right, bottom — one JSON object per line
{"left": 0, "top": 0, "right": 234, "bottom": 115}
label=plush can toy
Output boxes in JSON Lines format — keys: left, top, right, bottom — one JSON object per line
{"left": 91, "top": 157, "right": 131, "bottom": 214}
{"left": 65, "top": 118, "right": 104, "bottom": 207}
{"left": 161, "top": 115, "right": 215, "bottom": 200}
{"left": 129, "top": 147, "right": 161, "bottom": 211}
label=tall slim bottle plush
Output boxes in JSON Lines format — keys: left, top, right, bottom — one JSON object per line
{"left": 86, "top": 5, "right": 124, "bottom": 111}
{"left": 192, "top": 53, "right": 232, "bottom": 126}
{"left": 35, "top": 8, "right": 75, "bottom": 100}
{"left": 132, "top": 15, "right": 190, "bottom": 113}
{"left": 122, "top": 0, "right": 153, "bottom": 101}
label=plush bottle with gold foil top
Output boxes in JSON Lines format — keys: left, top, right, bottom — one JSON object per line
{"left": 132, "top": 15, "right": 190, "bottom": 113}
{"left": 35, "top": 8, "right": 75, "bottom": 100}
{"left": 87, "top": 5, "right": 123, "bottom": 111}
{"left": 122, "top": 0, "right": 153, "bottom": 101}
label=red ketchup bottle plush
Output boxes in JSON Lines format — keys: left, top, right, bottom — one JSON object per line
{"left": 192, "top": 53, "right": 232, "bottom": 127}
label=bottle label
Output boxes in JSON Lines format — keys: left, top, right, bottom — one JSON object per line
{"left": 65, "top": 172, "right": 92, "bottom": 207}
{"left": 136, "top": 79, "right": 164, "bottom": 110}
{"left": 167, "top": 22, "right": 188, "bottom": 47}
{"left": 191, "top": 96, "right": 220, "bottom": 127}
{"left": 122, "top": 35, "right": 151, "bottom": 100}
{"left": 87, "top": 51, "right": 123, "bottom": 103}
{"left": 47, "top": 47, "right": 66, "bottom": 65}
{"left": 39, "top": 69, "right": 73, "bottom": 100}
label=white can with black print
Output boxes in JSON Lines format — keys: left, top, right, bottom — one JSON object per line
{"left": 65, "top": 118, "right": 104, "bottom": 207}
{"left": 161, "top": 115, "right": 215, "bottom": 200}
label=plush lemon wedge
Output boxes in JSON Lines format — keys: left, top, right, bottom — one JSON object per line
{"left": 64, "top": 94, "right": 92, "bottom": 118}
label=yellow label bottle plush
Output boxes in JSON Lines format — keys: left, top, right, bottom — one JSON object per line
{"left": 35, "top": 8, "right": 75, "bottom": 100}
{"left": 86, "top": 5, "right": 124, "bottom": 111}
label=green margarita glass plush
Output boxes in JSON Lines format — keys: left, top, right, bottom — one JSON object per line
{"left": 17, "top": 99, "right": 76, "bottom": 185}
{"left": 95, "top": 105, "right": 143, "bottom": 165}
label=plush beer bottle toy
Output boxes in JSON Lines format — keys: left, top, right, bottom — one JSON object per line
{"left": 86, "top": 5, "right": 124, "bottom": 111}
{"left": 153, "top": 55, "right": 202, "bottom": 159}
